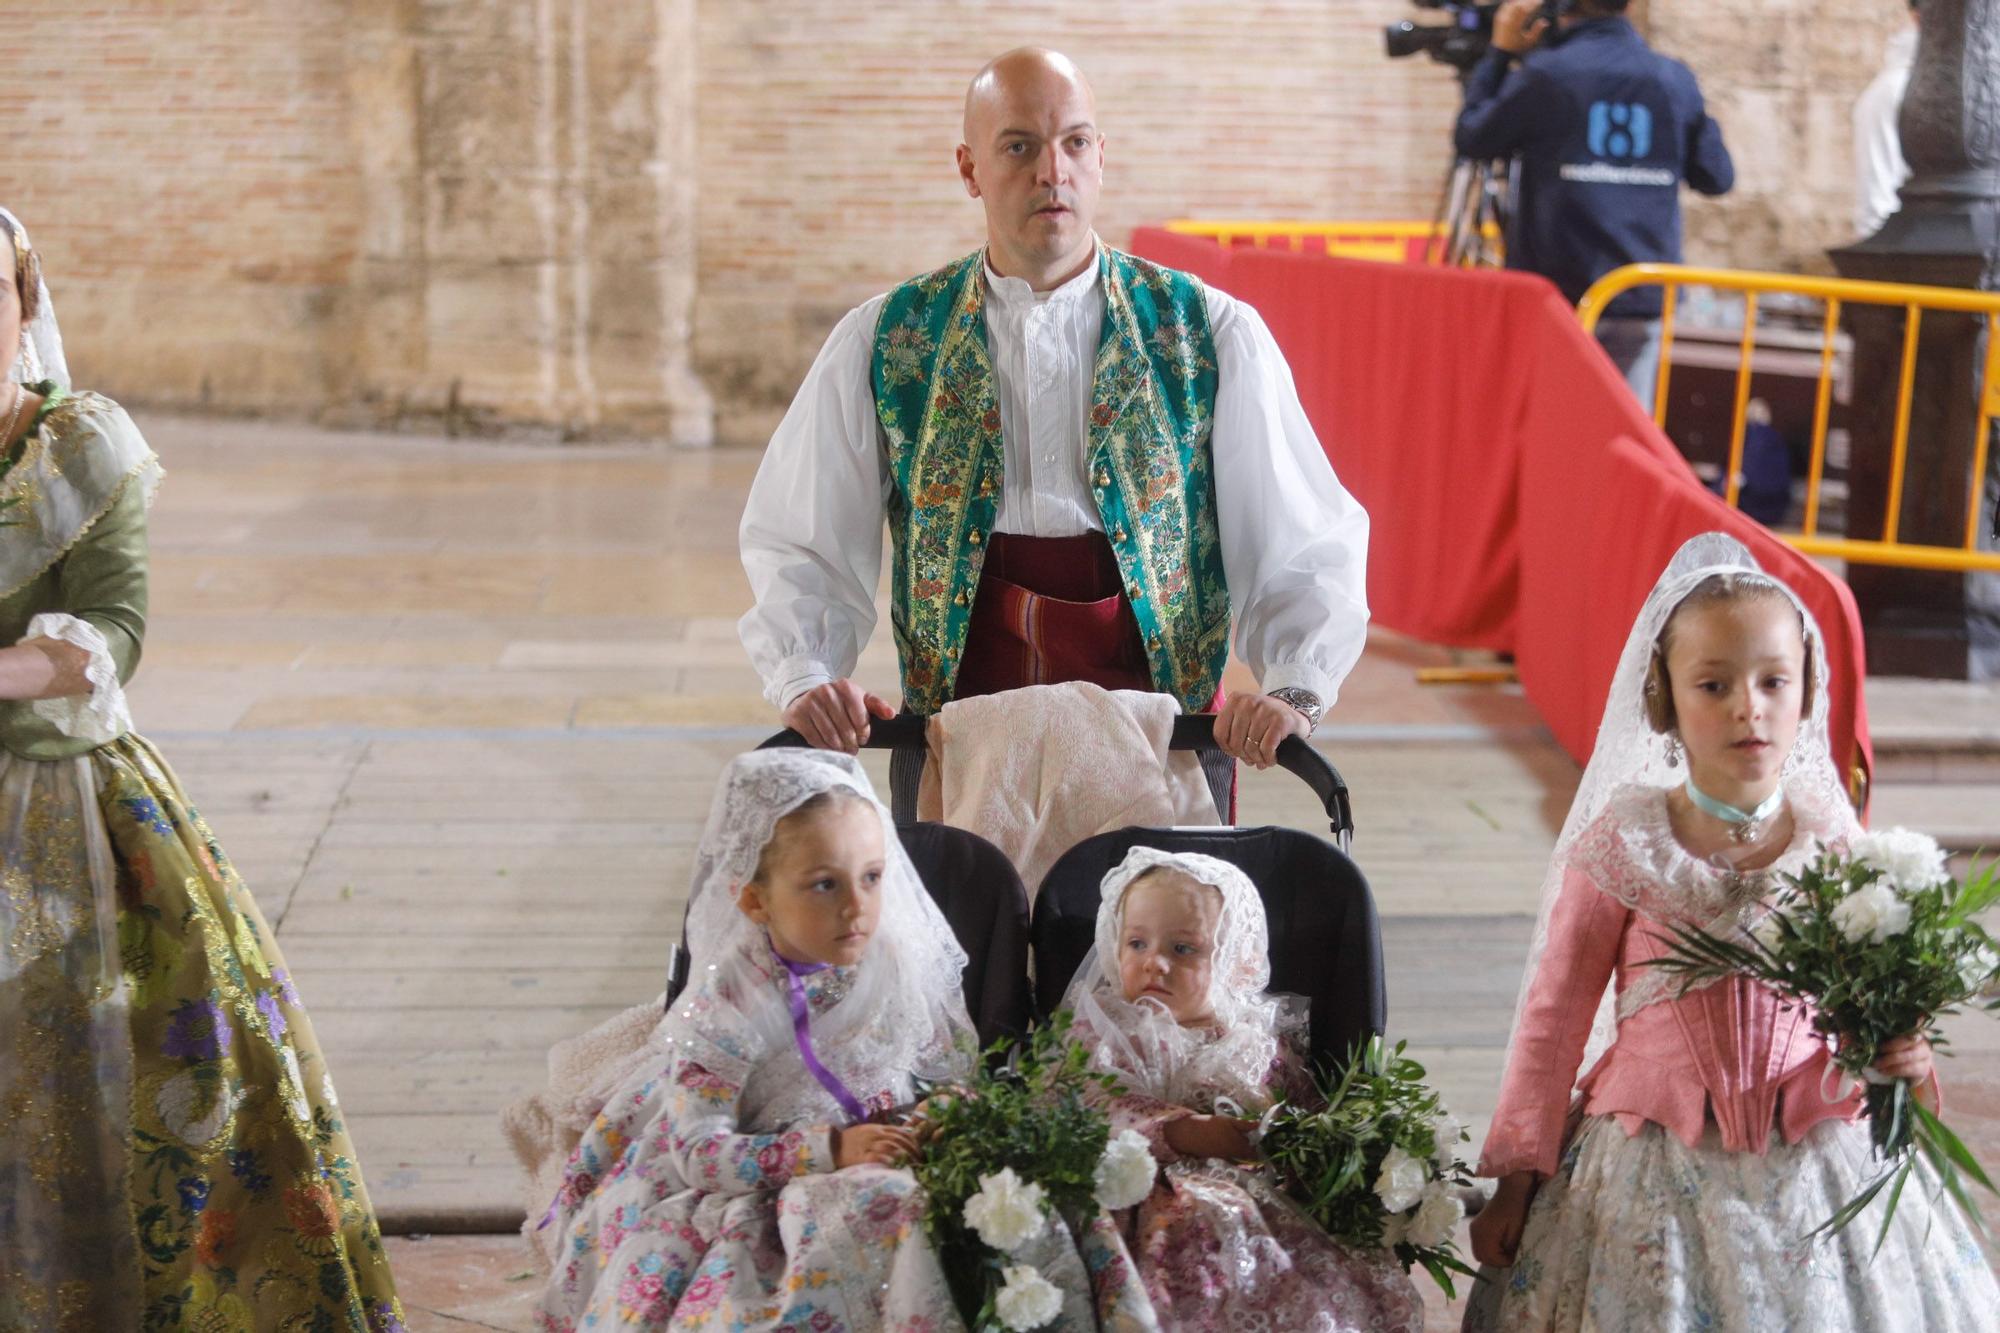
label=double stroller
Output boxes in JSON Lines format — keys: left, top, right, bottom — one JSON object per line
{"left": 665, "top": 709, "right": 1386, "bottom": 1075}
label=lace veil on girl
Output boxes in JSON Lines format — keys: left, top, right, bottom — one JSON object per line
{"left": 1060, "top": 846, "right": 1305, "bottom": 1112}
{"left": 1501, "top": 532, "right": 1857, "bottom": 1094}
{"left": 665, "top": 748, "right": 976, "bottom": 1110}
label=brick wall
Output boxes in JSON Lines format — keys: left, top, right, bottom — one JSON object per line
{"left": 694, "top": 0, "right": 1911, "bottom": 442}
{"left": 694, "top": 1, "right": 1463, "bottom": 441}
{"left": 2, "top": 2, "right": 361, "bottom": 413}
{"left": 3, "top": 0, "right": 712, "bottom": 439}
{"left": 0, "top": 0, "right": 1909, "bottom": 439}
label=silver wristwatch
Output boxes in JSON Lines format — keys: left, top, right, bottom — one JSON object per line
{"left": 1265, "top": 686, "right": 1324, "bottom": 733}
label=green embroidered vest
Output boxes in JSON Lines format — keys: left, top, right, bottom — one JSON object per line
{"left": 870, "top": 246, "right": 1226, "bottom": 715}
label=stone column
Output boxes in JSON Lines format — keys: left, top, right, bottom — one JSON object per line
{"left": 339, "top": 0, "right": 428, "bottom": 424}
{"left": 1829, "top": 0, "right": 2000, "bottom": 678}
{"left": 566, "top": 0, "right": 714, "bottom": 445}
{"left": 338, "top": 0, "right": 712, "bottom": 443}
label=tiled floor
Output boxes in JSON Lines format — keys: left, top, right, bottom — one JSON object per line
{"left": 125, "top": 412, "right": 1999, "bottom": 1330}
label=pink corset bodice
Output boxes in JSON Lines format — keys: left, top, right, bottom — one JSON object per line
{"left": 1481, "top": 788, "right": 1865, "bottom": 1179}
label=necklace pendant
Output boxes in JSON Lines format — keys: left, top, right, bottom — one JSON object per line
{"left": 1734, "top": 818, "right": 1763, "bottom": 844}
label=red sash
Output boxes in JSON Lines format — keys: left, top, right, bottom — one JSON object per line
{"left": 946, "top": 530, "right": 1233, "bottom": 820}
{"left": 952, "top": 533, "right": 1153, "bottom": 699}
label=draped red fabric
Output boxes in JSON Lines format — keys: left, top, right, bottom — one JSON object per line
{"left": 1130, "top": 226, "right": 1872, "bottom": 793}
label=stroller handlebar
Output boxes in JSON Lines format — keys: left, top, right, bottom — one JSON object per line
{"left": 758, "top": 712, "right": 1354, "bottom": 842}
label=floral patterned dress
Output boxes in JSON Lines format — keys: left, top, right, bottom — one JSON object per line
{"left": 0, "top": 388, "right": 403, "bottom": 1332}
{"left": 539, "top": 938, "right": 1158, "bottom": 1332}
{"left": 1080, "top": 1017, "right": 1424, "bottom": 1333}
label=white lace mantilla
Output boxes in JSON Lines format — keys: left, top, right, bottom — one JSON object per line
{"left": 1062, "top": 847, "right": 1304, "bottom": 1112}
{"left": 1570, "top": 783, "right": 1848, "bottom": 1025}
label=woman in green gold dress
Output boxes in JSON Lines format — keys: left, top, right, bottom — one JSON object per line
{"left": 0, "top": 207, "right": 404, "bottom": 1332}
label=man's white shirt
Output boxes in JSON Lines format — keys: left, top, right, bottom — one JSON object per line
{"left": 738, "top": 246, "right": 1371, "bottom": 711}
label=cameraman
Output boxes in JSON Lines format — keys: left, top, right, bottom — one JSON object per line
{"left": 1454, "top": 0, "right": 1733, "bottom": 403}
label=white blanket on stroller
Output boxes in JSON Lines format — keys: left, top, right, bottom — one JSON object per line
{"left": 918, "top": 682, "right": 1219, "bottom": 895}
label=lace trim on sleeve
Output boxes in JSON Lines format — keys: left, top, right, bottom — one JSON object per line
{"left": 21, "top": 612, "right": 130, "bottom": 744}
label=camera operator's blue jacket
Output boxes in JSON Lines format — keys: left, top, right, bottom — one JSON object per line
{"left": 1455, "top": 16, "right": 1733, "bottom": 320}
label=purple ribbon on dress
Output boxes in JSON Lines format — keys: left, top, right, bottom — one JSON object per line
{"left": 777, "top": 951, "right": 870, "bottom": 1124}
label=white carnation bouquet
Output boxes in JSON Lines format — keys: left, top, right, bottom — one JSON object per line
{"left": 913, "top": 1013, "right": 1158, "bottom": 1331}
{"left": 1650, "top": 829, "right": 2000, "bottom": 1245}
{"left": 1256, "top": 1035, "right": 1477, "bottom": 1297}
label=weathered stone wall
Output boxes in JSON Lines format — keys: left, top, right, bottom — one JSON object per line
{"left": 6, "top": 0, "right": 709, "bottom": 441}
{"left": 1653, "top": 0, "right": 1912, "bottom": 284}
{"left": 0, "top": 1, "right": 1908, "bottom": 441}
{"left": 339, "top": 0, "right": 709, "bottom": 442}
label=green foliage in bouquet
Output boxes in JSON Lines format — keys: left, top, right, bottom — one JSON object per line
{"left": 1258, "top": 1035, "right": 1478, "bottom": 1298}
{"left": 912, "top": 1012, "right": 1120, "bottom": 1328}
{"left": 0, "top": 494, "right": 20, "bottom": 527}
{"left": 1649, "top": 833, "right": 2000, "bottom": 1248}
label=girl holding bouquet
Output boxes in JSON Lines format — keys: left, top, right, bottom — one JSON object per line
{"left": 1063, "top": 846, "right": 1424, "bottom": 1332}
{"left": 537, "top": 749, "right": 1152, "bottom": 1331}
{"left": 1466, "top": 534, "right": 1999, "bottom": 1330}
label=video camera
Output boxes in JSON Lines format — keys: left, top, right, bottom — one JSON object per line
{"left": 1384, "top": 0, "right": 1566, "bottom": 73}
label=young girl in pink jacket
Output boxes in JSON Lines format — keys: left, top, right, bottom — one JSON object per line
{"left": 1465, "top": 534, "right": 1998, "bottom": 1331}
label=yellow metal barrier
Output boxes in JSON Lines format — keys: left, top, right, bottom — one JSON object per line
{"left": 1577, "top": 263, "right": 2000, "bottom": 575}
{"left": 1162, "top": 219, "right": 1465, "bottom": 266}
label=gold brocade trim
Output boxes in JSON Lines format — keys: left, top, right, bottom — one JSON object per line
{"left": 0, "top": 457, "right": 159, "bottom": 606}
{"left": 912, "top": 258, "right": 1000, "bottom": 656}
{"left": 0, "top": 750, "right": 140, "bottom": 1329}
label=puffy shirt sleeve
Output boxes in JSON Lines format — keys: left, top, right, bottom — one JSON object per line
{"left": 1478, "top": 864, "right": 1629, "bottom": 1179}
{"left": 1204, "top": 287, "right": 1370, "bottom": 705}
{"left": 737, "top": 298, "right": 893, "bottom": 710}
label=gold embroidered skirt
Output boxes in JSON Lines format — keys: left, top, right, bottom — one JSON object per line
{"left": 0, "top": 734, "right": 403, "bottom": 1333}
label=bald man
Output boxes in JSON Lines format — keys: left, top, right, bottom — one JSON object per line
{"left": 739, "top": 49, "right": 1369, "bottom": 812}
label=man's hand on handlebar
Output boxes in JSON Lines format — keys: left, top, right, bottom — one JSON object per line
{"left": 1214, "top": 694, "right": 1311, "bottom": 771}
{"left": 782, "top": 680, "right": 896, "bottom": 753}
